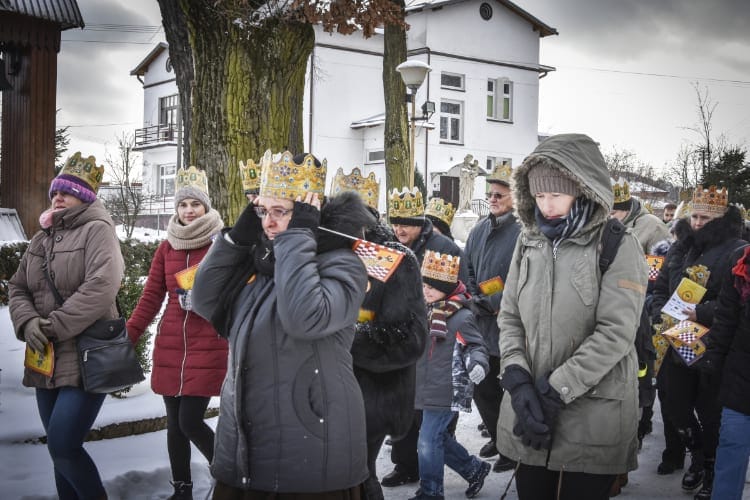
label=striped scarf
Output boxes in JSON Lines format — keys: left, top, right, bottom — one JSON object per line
{"left": 428, "top": 282, "right": 467, "bottom": 340}
{"left": 535, "top": 197, "right": 595, "bottom": 257}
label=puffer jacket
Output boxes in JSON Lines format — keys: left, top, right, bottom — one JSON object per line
{"left": 497, "top": 134, "right": 648, "bottom": 475}
{"left": 9, "top": 200, "right": 124, "bottom": 389}
{"left": 192, "top": 192, "right": 372, "bottom": 492}
{"left": 126, "top": 240, "right": 227, "bottom": 397}
{"left": 621, "top": 199, "right": 670, "bottom": 255}
{"left": 414, "top": 295, "right": 488, "bottom": 412}
{"left": 462, "top": 211, "right": 521, "bottom": 357}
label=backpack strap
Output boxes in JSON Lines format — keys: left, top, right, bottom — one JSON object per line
{"left": 599, "top": 218, "right": 626, "bottom": 274}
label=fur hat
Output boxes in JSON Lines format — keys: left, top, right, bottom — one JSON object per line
{"left": 527, "top": 164, "right": 580, "bottom": 197}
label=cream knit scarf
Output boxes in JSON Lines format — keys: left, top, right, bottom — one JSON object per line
{"left": 167, "top": 209, "right": 224, "bottom": 250}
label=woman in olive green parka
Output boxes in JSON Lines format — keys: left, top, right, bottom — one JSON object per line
{"left": 496, "top": 134, "right": 648, "bottom": 500}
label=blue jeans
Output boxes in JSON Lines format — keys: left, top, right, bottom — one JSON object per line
{"left": 417, "top": 408, "right": 483, "bottom": 497}
{"left": 712, "top": 407, "right": 750, "bottom": 500}
{"left": 36, "top": 387, "right": 106, "bottom": 500}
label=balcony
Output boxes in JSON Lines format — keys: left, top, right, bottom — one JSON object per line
{"left": 133, "top": 124, "right": 180, "bottom": 149}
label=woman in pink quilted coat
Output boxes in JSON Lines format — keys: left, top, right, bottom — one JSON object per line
{"left": 126, "top": 173, "right": 225, "bottom": 500}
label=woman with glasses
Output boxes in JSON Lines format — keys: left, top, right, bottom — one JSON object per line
{"left": 126, "top": 167, "right": 225, "bottom": 500}
{"left": 192, "top": 151, "right": 376, "bottom": 499}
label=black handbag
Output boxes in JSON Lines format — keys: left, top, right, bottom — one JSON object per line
{"left": 43, "top": 253, "right": 145, "bottom": 393}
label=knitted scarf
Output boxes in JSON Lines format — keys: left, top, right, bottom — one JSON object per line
{"left": 167, "top": 209, "right": 223, "bottom": 250}
{"left": 732, "top": 245, "right": 750, "bottom": 303}
{"left": 428, "top": 282, "right": 468, "bottom": 340}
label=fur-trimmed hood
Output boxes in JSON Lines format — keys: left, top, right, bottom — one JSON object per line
{"left": 317, "top": 191, "right": 377, "bottom": 253}
{"left": 511, "top": 134, "right": 612, "bottom": 237}
{"left": 672, "top": 204, "right": 744, "bottom": 254}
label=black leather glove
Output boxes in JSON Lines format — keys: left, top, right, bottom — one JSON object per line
{"left": 500, "top": 365, "right": 549, "bottom": 448}
{"left": 288, "top": 201, "right": 320, "bottom": 231}
{"left": 228, "top": 202, "right": 263, "bottom": 246}
{"left": 536, "top": 375, "right": 564, "bottom": 433}
{"left": 24, "top": 317, "right": 51, "bottom": 353}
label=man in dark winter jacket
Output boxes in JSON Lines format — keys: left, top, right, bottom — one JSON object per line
{"left": 381, "top": 186, "right": 465, "bottom": 488}
{"left": 461, "top": 163, "right": 520, "bottom": 473}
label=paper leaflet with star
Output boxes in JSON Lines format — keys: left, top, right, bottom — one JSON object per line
{"left": 661, "top": 320, "right": 709, "bottom": 366}
{"left": 319, "top": 227, "right": 405, "bottom": 282}
{"left": 660, "top": 278, "right": 707, "bottom": 320}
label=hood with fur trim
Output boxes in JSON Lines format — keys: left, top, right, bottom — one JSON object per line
{"left": 511, "top": 133, "right": 612, "bottom": 236}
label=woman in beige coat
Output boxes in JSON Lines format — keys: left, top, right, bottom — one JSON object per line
{"left": 496, "top": 134, "right": 648, "bottom": 500}
{"left": 9, "top": 153, "right": 124, "bottom": 500}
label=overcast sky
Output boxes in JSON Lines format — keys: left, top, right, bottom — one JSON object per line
{"left": 56, "top": 0, "right": 750, "bottom": 176}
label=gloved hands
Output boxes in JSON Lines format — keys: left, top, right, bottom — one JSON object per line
{"left": 500, "top": 364, "right": 550, "bottom": 450}
{"left": 228, "top": 201, "right": 263, "bottom": 246}
{"left": 468, "top": 364, "right": 486, "bottom": 384}
{"left": 24, "top": 317, "right": 51, "bottom": 353}
{"left": 288, "top": 199, "right": 320, "bottom": 231}
{"left": 535, "top": 375, "right": 564, "bottom": 433}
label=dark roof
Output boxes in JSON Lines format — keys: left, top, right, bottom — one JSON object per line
{"left": 130, "top": 42, "right": 168, "bottom": 76}
{"left": 407, "top": 0, "right": 557, "bottom": 38}
{"left": 0, "top": 0, "right": 84, "bottom": 30}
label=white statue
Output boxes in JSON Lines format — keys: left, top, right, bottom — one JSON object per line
{"left": 458, "top": 154, "right": 479, "bottom": 213}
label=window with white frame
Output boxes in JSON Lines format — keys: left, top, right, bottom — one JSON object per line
{"left": 440, "top": 72, "right": 465, "bottom": 91}
{"left": 487, "top": 78, "right": 513, "bottom": 121}
{"left": 159, "top": 163, "right": 176, "bottom": 196}
{"left": 486, "top": 156, "right": 512, "bottom": 171}
{"left": 365, "top": 149, "right": 385, "bottom": 164}
{"left": 440, "top": 100, "right": 463, "bottom": 143}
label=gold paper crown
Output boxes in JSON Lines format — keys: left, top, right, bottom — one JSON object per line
{"left": 421, "top": 250, "right": 461, "bottom": 284}
{"left": 59, "top": 152, "right": 104, "bottom": 192}
{"left": 175, "top": 165, "right": 209, "bottom": 193}
{"left": 425, "top": 197, "right": 456, "bottom": 226}
{"left": 643, "top": 201, "right": 654, "bottom": 214}
{"left": 259, "top": 150, "right": 327, "bottom": 200}
{"left": 612, "top": 180, "right": 631, "bottom": 204}
{"left": 388, "top": 187, "right": 424, "bottom": 219}
{"left": 239, "top": 159, "right": 262, "bottom": 193}
{"left": 487, "top": 163, "right": 512, "bottom": 185}
{"left": 692, "top": 185, "right": 728, "bottom": 214}
{"left": 330, "top": 167, "right": 380, "bottom": 209}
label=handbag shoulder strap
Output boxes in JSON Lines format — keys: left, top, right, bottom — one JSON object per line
{"left": 42, "top": 245, "right": 123, "bottom": 316}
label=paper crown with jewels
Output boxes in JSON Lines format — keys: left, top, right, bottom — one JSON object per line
{"left": 425, "top": 197, "right": 456, "bottom": 226}
{"left": 388, "top": 187, "right": 425, "bottom": 224}
{"left": 175, "top": 165, "right": 209, "bottom": 193}
{"left": 692, "top": 185, "right": 728, "bottom": 214}
{"left": 487, "top": 163, "right": 512, "bottom": 185}
{"left": 421, "top": 250, "right": 461, "bottom": 293}
{"left": 259, "top": 150, "right": 327, "bottom": 200}
{"left": 60, "top": 152, "right": 104, "bottom": 192}
{"left": 612, "top": 180, "right": 631, "bottom": 204}
{"left": 239, "top": 158, "right": 262, "bottom": 193}
{"left": 330, "top": 167, "right": 380, "bottom": 209}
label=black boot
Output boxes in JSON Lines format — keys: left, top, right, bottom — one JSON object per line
{"left": 657, "top": 449, "right": 685, "bottom": 475}
{"left": 681, "top": 452, "right": 705, "bottom": 492}
{"left": 363, "top": 475, "right": 385, "bottom": 500}
{"left": 167, "top": 481, "right": 193, "bottom": 500}
{"left": 693, "top": 459, "right": 714, "bottom": 500}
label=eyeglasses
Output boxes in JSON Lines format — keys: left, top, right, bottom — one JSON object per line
{"left": 254, "top": 206, "right": 292, "bottom": 221}
{"left": 485, "top": 192, "right": 510, "bottom": 200}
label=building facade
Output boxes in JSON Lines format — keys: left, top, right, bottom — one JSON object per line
{"left": 131, "top": 0, "right": 556, "bottom": 215}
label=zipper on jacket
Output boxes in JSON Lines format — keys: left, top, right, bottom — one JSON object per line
{"left": 177, "top": 252, "right": 191, "bottom": 396}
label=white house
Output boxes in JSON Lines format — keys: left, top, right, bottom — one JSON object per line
{"left": 130, "top": 0, "right": 556, "bottom": 219}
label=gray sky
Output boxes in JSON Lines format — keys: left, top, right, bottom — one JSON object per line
{"left": 57, "top": 0, "right": 750, "bottom": 176}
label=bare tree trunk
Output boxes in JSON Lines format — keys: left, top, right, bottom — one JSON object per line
{"left": 382, "top": 0, "right": 410, "bottom": 196}
{"left": 157, "top": 0, "right": 193, "bottom": 167}
{"left": 161, "top": 1, "right": 313, "bottom": 224}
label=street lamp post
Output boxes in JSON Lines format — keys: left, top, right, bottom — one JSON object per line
{"left": 396, "top": 60, "right": 431, "bottom": 189}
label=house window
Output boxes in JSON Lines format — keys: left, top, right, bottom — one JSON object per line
{"left": 440, "top": 100, "right": 463, "bottom": 143}
{"left": 159, "top": 94, "right": 179, "bottom": 127}
{"left": 486, "top": 156, "right": 512, "bottom": 171}
{"left": 366, "top": 149, "right": 385, "bottom": 164}
{"left": 441, "top": 72, "right": 465, "bottom": 91}
{"left": 487, "top": 78, "right": 513, "bottom": 121}
{"left": 159, "top": 163, "right": 176, "bottom": 196}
